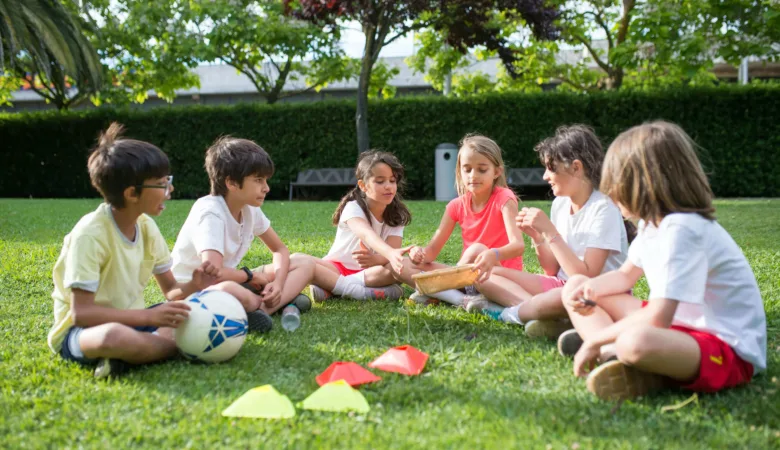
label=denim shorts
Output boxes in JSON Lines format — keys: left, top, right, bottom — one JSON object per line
{"left": 59, "top": 304, "right": 162, "bottom": 366}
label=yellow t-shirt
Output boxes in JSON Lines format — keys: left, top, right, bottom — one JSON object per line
{"left": 48, "top": 203, "right": 172, "bottom": 353}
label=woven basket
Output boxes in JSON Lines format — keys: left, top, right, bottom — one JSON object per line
{"left": 412, "top": 264, "right": 479, "bottom": 295}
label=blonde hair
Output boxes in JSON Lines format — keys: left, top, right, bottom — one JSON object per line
{"left": 601, "top": 121, "right": 715, "bottom": 226}
{"left": 455, "top": 134, "right": 508, "bottom": 196}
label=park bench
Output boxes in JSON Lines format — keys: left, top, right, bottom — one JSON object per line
{"left": 289, "top": 168, "right": 356, "bottom": 201}
{"left": 506, "top": 168, "right": 546, "bottom": 187}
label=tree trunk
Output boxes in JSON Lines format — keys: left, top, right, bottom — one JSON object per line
{"left": 356, "top": 24, "right": 377, "bottom": 155}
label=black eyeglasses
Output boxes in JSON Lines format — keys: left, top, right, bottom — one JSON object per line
{"left": 137, "top": 175, "right": 173, "bottom": 196}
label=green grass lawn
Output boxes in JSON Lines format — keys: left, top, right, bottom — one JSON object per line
{"left": 0, "top": 198, "right": 778, "bottom": 449}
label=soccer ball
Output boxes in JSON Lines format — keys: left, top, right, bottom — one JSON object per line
{"left": 175, "top": 290, "right": 248, "bottom": 363}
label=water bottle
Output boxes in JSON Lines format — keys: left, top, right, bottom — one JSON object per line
{"left": 281, "top": 304, "right": 301, "bottom": 332}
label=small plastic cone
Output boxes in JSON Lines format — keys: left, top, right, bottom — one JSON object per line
{"left": 368, "top": 345, "right": 429, "bottom": 376}
{"left": 300, "top": 380, "right": 370, "bottom": 413}
{"left": 316, "top": 361, "right": 381, "bottom": 387}
{"left": 221, "top": 385, "right": 295, "bottom": 419}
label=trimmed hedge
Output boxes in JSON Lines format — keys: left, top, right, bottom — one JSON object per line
{"left": 2, "top": 86, "right": 779, "bottom": 199}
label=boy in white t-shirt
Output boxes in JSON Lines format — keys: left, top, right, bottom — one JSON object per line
{"left": 171, "top": 137, "right": 314, "bottom": 332}
{"left": 488, "top": 126, "right": 629, "bottom": 339}
{"left": 50, "top": 123, "right": 220, "bottom": 379}
{"left": 561, "top": 121, "right": 766, "bottom": 401}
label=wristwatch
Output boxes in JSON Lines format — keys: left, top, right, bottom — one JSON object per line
{"left": 241, "top": 266, "right": 253, "bottom": 283}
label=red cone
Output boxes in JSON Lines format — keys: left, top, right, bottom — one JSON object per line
{"left": 316, "top": 361, "right": 382, "bottom": 387}
{"left": 368, "top": 345, "right": 429, "bottom": 376}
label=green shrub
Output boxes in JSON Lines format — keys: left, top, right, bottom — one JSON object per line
{"left": 2, "top": 86, "right": 778, "bottom": 199}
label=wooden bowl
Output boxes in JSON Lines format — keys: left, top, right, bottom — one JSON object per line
{"left": 411, "top": 264, "right": 479, "bottom": 295}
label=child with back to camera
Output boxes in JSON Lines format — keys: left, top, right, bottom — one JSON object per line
{"left": 561, "top": 121, "right": 766, "bottom": 401}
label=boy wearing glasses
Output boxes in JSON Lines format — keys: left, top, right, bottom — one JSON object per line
{"left": 49, "top": 123, "right": 222, "bottom": 379}
{"left": 170, "top": 137, "right": 313, "bottom": 333}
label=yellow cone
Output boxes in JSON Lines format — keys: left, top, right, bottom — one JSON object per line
{"left": 222, "top": 385, "right": 296, "bottom": 419}
{"left": 300, "top": 380, "right": 370, "bottom": 413}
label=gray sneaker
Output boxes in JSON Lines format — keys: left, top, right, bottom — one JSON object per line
{"left": 247, "top": 309, "right": 273, "bottom": 333}
{"left": 291, "top": 293, "right": 312, "bottom": 313}
{"left": 309, "top": 285, "right": 331, "bottom": 302}
{"left": 557, "top": 329, "right": 584, "bottom": 357}
{"left": 365, "top": 284, "right": 404, "bottom": 301}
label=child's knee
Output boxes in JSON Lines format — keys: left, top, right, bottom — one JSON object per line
{"left": 561, "top": 275, "right": 588, "bottom": 306}
{"left": 615, "top": 327, "right": 658, "bottom": 365}
{"left": 89, "top": 323, "right": 135, "bottom": 352}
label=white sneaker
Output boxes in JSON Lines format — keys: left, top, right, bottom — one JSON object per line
{"left": 410, "top": 290, "right": 439, "bottom": 305}
{"left": 462, "top": 294, "right": 489, "bottom": 313}
{"left": 500, "top": 305, "right": 525, "bottom": 325}
{"left": 309, "top": 285, "right": 331, "bottom": 302}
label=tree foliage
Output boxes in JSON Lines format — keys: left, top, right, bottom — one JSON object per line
{"left": 411, "top": 0, "right": 780, "bottom": 94}
{"left": 287, "top": 0, "right": 560, "bottom": 153}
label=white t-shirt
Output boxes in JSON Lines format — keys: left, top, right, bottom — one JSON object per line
{"left": 171, "top": 195, "right": 271, "bottom": 282}
{"left": 628, "top": 213, "right": 766, "bottom": 372}
{"left": 324, "top": 201, "right": 404, "bottom": 271}
{"left": 550, "top": 190, "right": 628, "bottom": 280}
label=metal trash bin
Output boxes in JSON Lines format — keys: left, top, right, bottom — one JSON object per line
{"left": 435, "top": 143, "right": 458, "bottom": 201}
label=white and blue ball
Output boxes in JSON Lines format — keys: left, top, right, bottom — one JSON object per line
{"left": 175, "top": 290, "right": 248, "bottom": 363}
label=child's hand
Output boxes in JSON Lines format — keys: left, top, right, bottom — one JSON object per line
{"left": 573, "top": 341, "right": 601, "bottom": 377}
{"left": 387, "top": 246, "right": 413, "bottom": 274}
{"left": 148, "top": 301, "right": 190, "bottom": 328}
{"left": 409, "top": 246, "right": 425, "bottom": 265}
{"left": 260, "top": 280, "right": 282, "bottom": 309}
{"left": 516, "top": 208, "right": 541, "bottom": 240}
{"left": 519, "top": 207, "right": 555, "bottom": 237}
{"left": 563, "top": 283, "right": 595, "bottom": 316}
{"left": 247, "top": 270, "right": 270, "bottom": 292}
{"left": 191, "top": 261, "right": 221, "bottom": 291}
{"left": 473, "top": 249, "right": 499, "bottom": 283}
{"left": 352, "top": 246, "right": 383, "bottom": 268}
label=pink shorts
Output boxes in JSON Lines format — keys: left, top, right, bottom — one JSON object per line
{"left": 539, "top": 275, "right": 566, "bottom": 292}
{"left": 326, "top": 260, "right": 363, "bottom": 276}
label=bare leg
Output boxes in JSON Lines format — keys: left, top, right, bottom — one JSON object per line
{"left": 363, "top": 263, "right": 399, "bottom": 287}
{"left": 515, "top": 288, "right": 567, "bottom": 322}
{"left": 475, "top": 274, "right": 532, "bottom": 306}
{"left": 257, "top": 254, "right": 316, "bottom": 314}
{"left": 613, "top": 326, "right": 701, "bottom": 381}
{"left": 458, "top": 243, "right": 488, "bottom": 265}
{"left": 490, "top": 267, "right": 549, "bottom": 297}
{"left": 206, "top": 281, "right": 263, "bottom": 313}
{"left": 79, "top": 323, "right": 177, "bottom": 364}
{"left": 561, "top": 275, "right": 643, "bottom": 342}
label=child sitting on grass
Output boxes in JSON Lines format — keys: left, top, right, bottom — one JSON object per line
{"left": 294, "top": 150, "right": 412, "bottom": 302}
{"left": 171, "top": 137, "right": 313, "bottom": 332}
{"left": 395, "top": 134, "right": 525, "bottom": 309}
{"left": 560, "top": 121, "right": 766, "bottom": 401}
{"left": 49, "top": 123, "right": 220, "bottom": 379}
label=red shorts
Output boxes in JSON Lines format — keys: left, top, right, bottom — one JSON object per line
{"left": 672, "top": 325, "right": 754, "bottom": 392}
{"left": 640, "top": 302, "right": 754, "bottom": 392}
{"left": 327, "top": 260, "right": 363, "bottom": 276}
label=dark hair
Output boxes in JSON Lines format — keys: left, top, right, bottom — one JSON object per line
{"left": 332, "top": 150, "right": 412, "bottom": 228}
{"left": 536, "top": 124, "right": 637, "bottom": 243}
{"left": 205, "top": 136, "right": 274, "bottom": 196}
{"left": 534, "top": 124, "right": 604, "bottom": 187}
{"left": 87, "top": 122, "right": 170, "bottom": 208}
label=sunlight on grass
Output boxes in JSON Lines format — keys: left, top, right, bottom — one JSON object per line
{"left": 0, "top": 199, "right": 777, "bottom": 448}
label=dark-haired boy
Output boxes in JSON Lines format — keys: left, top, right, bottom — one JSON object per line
{"left": 49, "top": 123, "right": 220, "bottom": 379}
{"left": 171, "top": 137, "right": 313, "bottom": 331}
